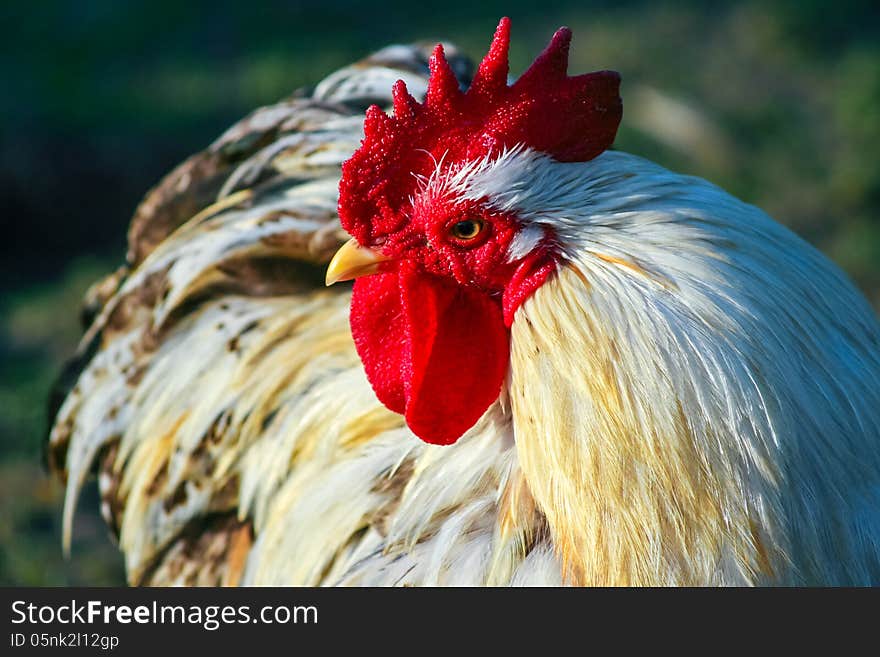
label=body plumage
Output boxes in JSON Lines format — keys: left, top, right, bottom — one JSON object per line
{"left": 50, "top": 20, "right": 880, "bottom": 586}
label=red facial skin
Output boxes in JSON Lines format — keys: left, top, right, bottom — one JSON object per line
{"left": 349, "top": 195, "right": 555, "bottom": 445}
{"left": 339, "top": 17, "right": 621, "bottom": 445}
{"left": 377, "top": 196, "right": 553, "bottom": 319}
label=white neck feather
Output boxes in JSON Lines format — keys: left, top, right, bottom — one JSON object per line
{"left": 503, "top": 150, "right": 880, "bottom": 585}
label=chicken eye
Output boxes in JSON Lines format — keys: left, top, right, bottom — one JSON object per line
{"left": 450, "top": 219, "right": 484, "bottom": 241}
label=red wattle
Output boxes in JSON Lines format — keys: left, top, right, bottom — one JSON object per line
{"left": 502, "top": 250, "right": 556, "bottom": 326}
{"left": 350, "top": 272, "right": 408, "bottom": 415}
{"left": 350, "top": 267, "right": 509, "bottom": 445}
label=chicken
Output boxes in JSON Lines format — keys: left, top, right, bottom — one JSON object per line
{"left": 50, "top": 18, "right": 880, "bottom": 586}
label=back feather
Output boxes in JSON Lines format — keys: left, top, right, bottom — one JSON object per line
{"left": 48, "top": 41, "right": 563, "bottom": 586}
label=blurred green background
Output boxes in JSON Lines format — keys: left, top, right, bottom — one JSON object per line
{"left": 1, "top": 0, "right": 878, "bottom": 585}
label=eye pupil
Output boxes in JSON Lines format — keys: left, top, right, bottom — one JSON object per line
{"left": 452, "top": 219, "right": 483, "bottom": 240}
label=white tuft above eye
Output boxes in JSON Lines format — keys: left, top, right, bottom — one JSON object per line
{"left": 507, "top": 225, "right": 545, "bottom": 261}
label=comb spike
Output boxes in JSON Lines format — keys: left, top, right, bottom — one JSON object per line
{"left": 469, "top": 17, "right": 511, "bottom": 96}
{"left": 426, "top": 44, "right": 462, "bottom": 108}
{"left": 392, "top": 80, "right": 419, "bottom": 119}
{"left": 363, "top": 104, "right": 392, "bottom": 136}
{"left": 516, "top": 26, "right": 572, "bottom": 87}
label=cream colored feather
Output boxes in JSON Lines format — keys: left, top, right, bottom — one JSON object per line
{"left": 50, "top": 41, "right": 880, "bottom": 587}
{"left": 49, "top": 42, "right": 559, "bottom": 586}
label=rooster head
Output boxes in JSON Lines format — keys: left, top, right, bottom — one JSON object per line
{"left": 326, "top": 17, "right": 622, "bottom": 444}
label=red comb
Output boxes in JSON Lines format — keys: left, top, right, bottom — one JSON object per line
{"left": 339, "top": 17, "right": 622, "bottom": 243}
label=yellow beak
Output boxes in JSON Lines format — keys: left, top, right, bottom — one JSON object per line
{"left": 325, "top": 238, "right": 391, "bottom": 286}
